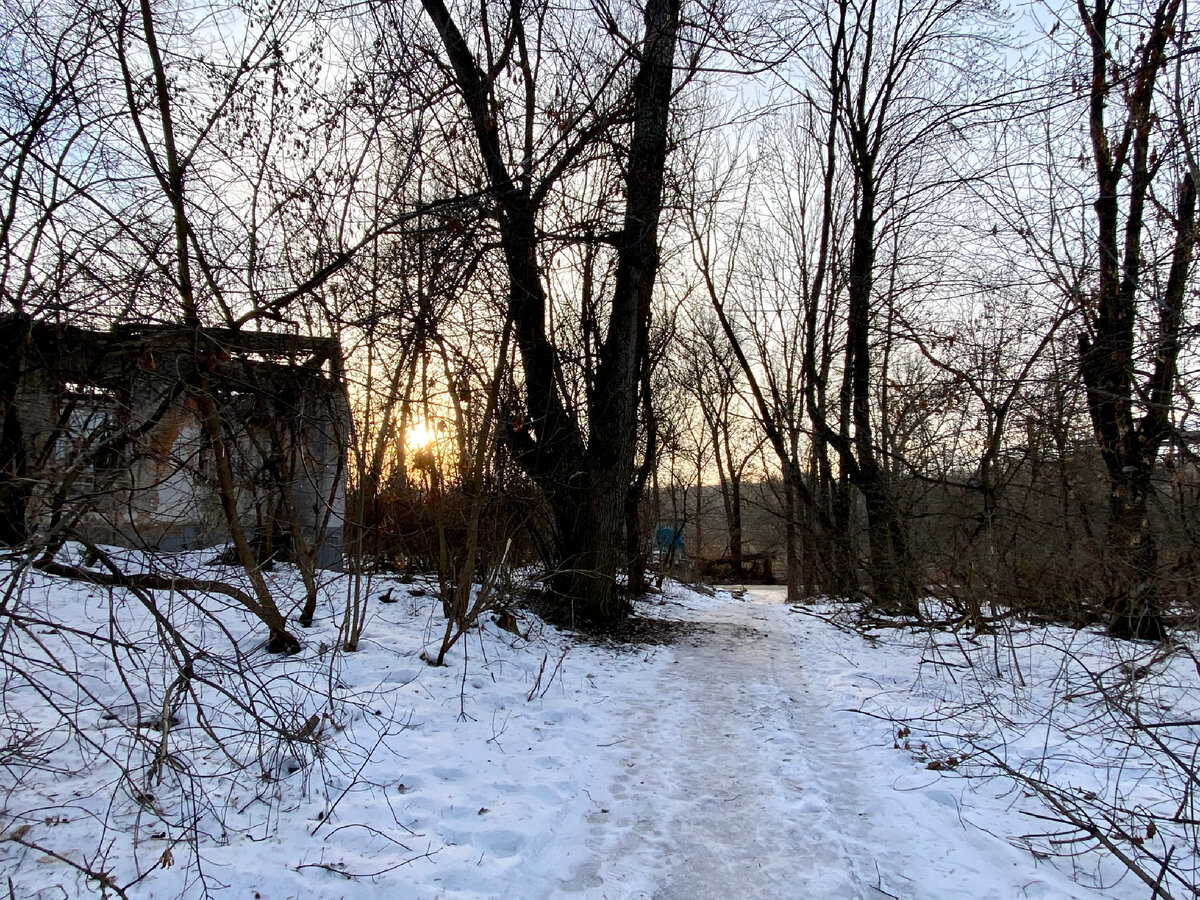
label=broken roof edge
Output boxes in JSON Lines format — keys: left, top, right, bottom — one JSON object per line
{"left": 1, "top": 316, "right": 346, "bottom": 378}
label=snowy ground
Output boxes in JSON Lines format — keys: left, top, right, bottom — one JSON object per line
{"left": 1, "top": 553, "right": 1196, "bottom": 898}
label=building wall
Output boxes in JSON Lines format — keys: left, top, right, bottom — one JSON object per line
{"left": 1, "top": 319, "right": 349, "bottom": 567}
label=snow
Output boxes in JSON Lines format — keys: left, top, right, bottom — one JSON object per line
{"left": 1, "top": 551, "right": 1194, "bottom": 898}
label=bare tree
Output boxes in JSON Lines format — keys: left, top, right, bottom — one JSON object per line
{"left": 413, "top": 0, "right": 683, "bottom": 620}
{"left": 675, "top": 313, "right": 763, "bottom": 576}
{"left": 1058, "top": 0, "right": 1197, "bottom": 638}
{"left": 802, "top": 0, "right": 1007, "bottom": 615}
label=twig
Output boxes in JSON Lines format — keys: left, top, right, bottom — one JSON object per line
{"left": 983, "top": 751, "right": 1181, "bottom": 900}
{"left": 8, "top": 835, "right": 130, "bottom": 900}
{"left": 539, "top": 647, "right": 569, "bottom": 699}
{"left": 296, "top": 846, "right": 440, "bottom": 879}
{"left": 310, "top": 723, "right": 399, "bottom": 837}
{"left": 526, "top": 653, "right": 548, "bottom": 702}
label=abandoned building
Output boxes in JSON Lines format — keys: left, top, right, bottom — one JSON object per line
{"left": 0, "top": 317, "right": 350, "bottom": 567}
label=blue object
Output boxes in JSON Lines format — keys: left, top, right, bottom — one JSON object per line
{"left": 654, "top": 526, "right": 684, "bottom": 552}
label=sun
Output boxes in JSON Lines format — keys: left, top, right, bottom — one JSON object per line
{"left": 407, "top": 420, "right": 435, "bottom": 451}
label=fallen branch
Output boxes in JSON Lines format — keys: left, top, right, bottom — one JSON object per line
{"left": 34, "top": 552, "right": 298, "bottom": 653}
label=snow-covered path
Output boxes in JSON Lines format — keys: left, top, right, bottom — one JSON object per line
{"left": 564, "top": 589, "right": 872, "bottom": 897}
{"left": 550, "top": 588, "right": 1096, "bottom": 899}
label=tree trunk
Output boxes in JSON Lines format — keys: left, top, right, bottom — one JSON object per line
{"left": 844, "top": 166, "right": 919, "bottom": 617}
{"left": 784, "top": 467, "right": 800, "bottom": 602}
{"left": 625, "top": 377, "right": 657, "bottom": 598}
{"left": 0, "top": 321, "right": 29, "bottom": 545}
{"left": 858, "top": 476, "right": 917, "bottom": 615}
{"left": 1106, "top": 473, "right": 1165, "bottom": 639}
{"left": 826, "top": 475, "right": 857, "bottom": 596}
{"left": 729, "top": 476, "right": 743, "bottom": 578}
{"left": 553, "top": 466, "right": 633, "bottom": 623}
